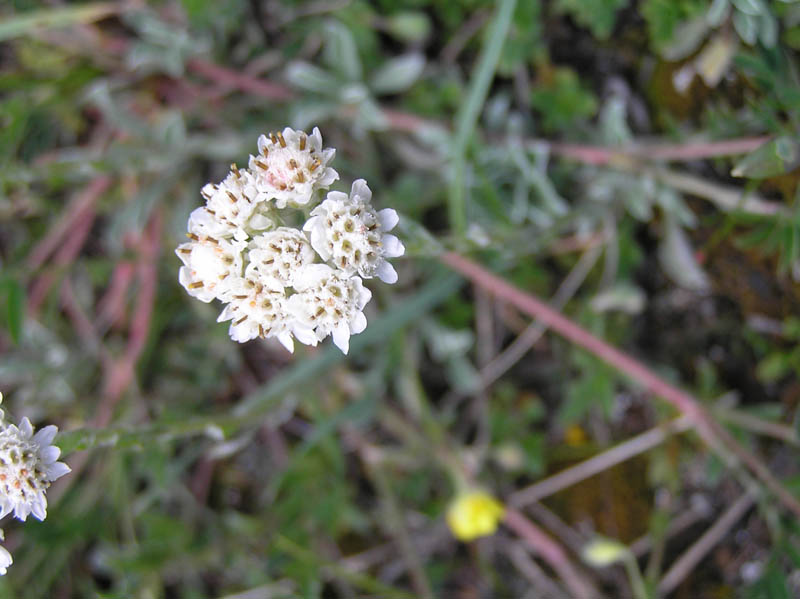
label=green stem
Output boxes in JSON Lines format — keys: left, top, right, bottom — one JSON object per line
{"left": 623, "top": 553, "right": 649, "bottom": 599}
{"left": 273, "top": 535, "right": 417, "bottom": 599}
{"left": 57, "top": 271, "right": 463, "bottom": 454}
{"left": 448, "top": 0, "right": 518, "bottom": 236}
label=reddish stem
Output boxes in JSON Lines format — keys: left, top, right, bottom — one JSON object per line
{"left": 27, "top": 177, "right": 111, "bottom": 270}
{"left": 440, "top": 252, "right": 800, "bottom": 519}
{"left": 187, "top": 58, "right": 294, "bottom": 101}
{"left": 28, "top": 200, "right": 98, "bottom": 314}
{"left": 504, "top": 508, "right": 597, "bottom": 599}
{"left": 548, "top": 137, "right": 770, "bottom": 165}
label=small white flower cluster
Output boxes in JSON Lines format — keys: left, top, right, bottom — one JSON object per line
{"left": 0, "top": 393, "right": 71, "bottom": 575}
{"left": 177, "top": 127, "right": 404, "bottom": 354}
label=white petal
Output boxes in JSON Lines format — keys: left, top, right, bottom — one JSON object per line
{"left": 293, "top": 325, "right": 319, "bottom": 346}
{"left": 175, "top": 243, "right": 192, "bottom": 266}
{"left": 376, "top": 261, "right": 398, "bottom": 284}
{"left": 355, "top": 280, "right": 372, "bottom": 309}
{"left": 381, "top": 234, "right": 405, "bottom": 258}
{"left": 349, "top": 311, "right": 367, "bottom": 334}
{"left": 321, "top": 147, "right": 336, "bottom": 163}
{"left": 277, "top": 332, "right": 295, "bottom": 353}
{"left": 293, "top": 264, "right": 331, "bottom": 290}
{"left": 217, "top": 304, "right": 235, "bottom": 323}
{"left": 0, "top": 544, "right": 13, "bottom": 575}
{"left": 310, "top": 127, "right": 323, "bottom": 149}
{"left": 39, "top": 446, "right": 61, "bottom": 464}
{"left": 351, "top": 179, "right": 372, "bottom": 203}
{"left": 302, "top": 215, "right": 318, "bottom": 232}
{"left": 308, "top": 224, "right": 330, "bottom": 261}
{"left": 180, "top": 268, "right": 212, "bottom": 303}
{"left": 248, "top": 212, "right": 274, "bottom": 231}
{"left": 30, "top": 500, "right": 46, "bottom": 522}
{"left": 33, "top": 425, "right": 58, "bottom": 447}
{"left": 46, "top": 462, "right": 72, "bottom": 481}
{"left": 18, "top": 418, "right": 32, "bottom": 439}
{"left": 257, "top": 134, "right": 269, "bottom": 154}
{"left": 282, "top": 127, "right": 300, "bottom": 144}
{"left": 378, "top": 208, "right": 399, "bottom": 231}
{"left": 229, "top": 321, "right": 257, "bottom": 343}
{"left": 332, "top": 325, "right": 351, "bottom": 354}
{"left": 319, "top": 168, "right": 339, "bottom": 187}
{"left": 326, "top": 191, "right": 349, "bottom": 204}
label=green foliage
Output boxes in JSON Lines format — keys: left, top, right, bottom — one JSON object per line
{"left": 0, "top": 277, "right": 24, "bottom": 344}
{"left": 641, "top": 0, "right": 708, "bottom": 52}
{"left": 736, "top": 201, "right": 800, "bottom": 274}
{"left": 497, "top": 1, "right": 544, "bottom": 75}
{"left": 490, "top": 388, "right": 546, "bottom": 476}
{"left": 2, "top": 0, "right": 800, "bottom": 596}
{"left": 556, "top": 0, "right": 629, "bottom": 40}
{"left": 732, "top": 136, "right": 800, "bottom": 179}
{"left": 755, "top": 317, "right": 800, "bottom": 383}
{"left": 530, "top": 67, "right": 598, "bottom": 133}
{"left": 561, "top": 334, "right": 618, "bottom": 424}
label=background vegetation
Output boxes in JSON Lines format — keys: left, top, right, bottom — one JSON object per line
{"left": 2, "top": 0, "right": 800, "bottom": 596}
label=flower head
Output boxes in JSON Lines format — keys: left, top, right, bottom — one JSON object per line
{"left": 0, "top": 417, "right": 71, "bottom": 522}
{"left": 216, "top": 276, "right": 295, "bottom": 351}
{"left": 177, "top": 235, "right": 246, "bottom": 303}
{"left": 446, "top": 490, "right": 505, "bottom": 542}
{"left": 304, "top": 179, "right": 404, "bottom": 283}
{"left": 249, "top": 127, "right": 338, "bottom": 208}
{"left": 247, "top": 228, "right": 317, "bottom": 288}
{"left": 202, "top": 167, "right": 276, "bottom": 236}
{"left": 288, "top": 265, "right": 371, "bottom": 354}
{"left": 177, "top": 126, "right": 402, "bottom": 353}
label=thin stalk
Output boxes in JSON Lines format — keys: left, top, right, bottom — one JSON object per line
{"left": 622, "top": 553, "right": 649, "bottom": 599}
{"left": 440, "top": 252, "right": 800, "bottom": 519}
{"left": 273, "top": 535, "right": 417, "bottom": 599}
{"left": 57, "top": 272, "right": 462, "bottom": 454}
{"left": 448, "top": 0, "right": 517, "bottom": 235}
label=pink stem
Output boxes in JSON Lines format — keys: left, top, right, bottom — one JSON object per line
{"left": 504, "top": 508, "right": 597, "bottom": 599}
{"left": 99, "top": 210, "right": 162, "bottom": 416}
{"left": 28, "top": 200, "right": 98, "bottom": 314}
{"left": 440, "top": 252, "right": 800, "bottom": 519}
{"left": 27, "top": 177, "right": 111, "bottom": 270}
{"left": 547, "top": 136, "right": 770, "bottom": 165}
{"left": 187, "top": 58, "right": 294, "bottom": 101}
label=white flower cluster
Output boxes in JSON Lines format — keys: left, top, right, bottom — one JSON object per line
{"left": 178, "top": 127, "right": 404, "bottom": 354}
{"left": 0, "top": 393, "right": 71, "bottom": 575}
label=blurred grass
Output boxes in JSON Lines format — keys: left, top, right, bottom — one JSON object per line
{"left": 1, "top": 0, "right": 800, "bottom": 597}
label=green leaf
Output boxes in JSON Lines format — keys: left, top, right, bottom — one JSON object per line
{"left": 733, "top": 10, "right": 759, "bottom": 44}
{"left": 756, "top": 353, "right": 790, "bottom": 382}
{"left": 286, "top": 61, "right": 341, "bottom": 95}
{"left": 732, "top": 0, "right": 767, "bottom": 15}
{"left": 556, "top": 0, "right": 629, "bottom": 40}
{"left": 384, "top": 12, "right": 431, "bottom": 43}
{"left": 323, "top": 20, "right": 363, "bottom": 82}
{"left": 731, "top": 136, "right": 800, "bottom": 179}
{"left": 370, "top": 54, "right": 425, "bottom": 95}
{"left": 660, "top": 16, "right": 709, "bottom": 60}
{"left": 530, "top": 67, "right": 597, "bottom": 132}
{"left": 707, "top": 0, "right": 730, "bottom": 27}
{"left": 657, "top": 217, "right": 709, "bottom": 291}
{"left": 0, "top": 3, "right": 119, "bottom": 42}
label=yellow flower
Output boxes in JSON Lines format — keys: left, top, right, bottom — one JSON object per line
{"left": 446, "top": 490, "right": 505, "bottom": 542}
